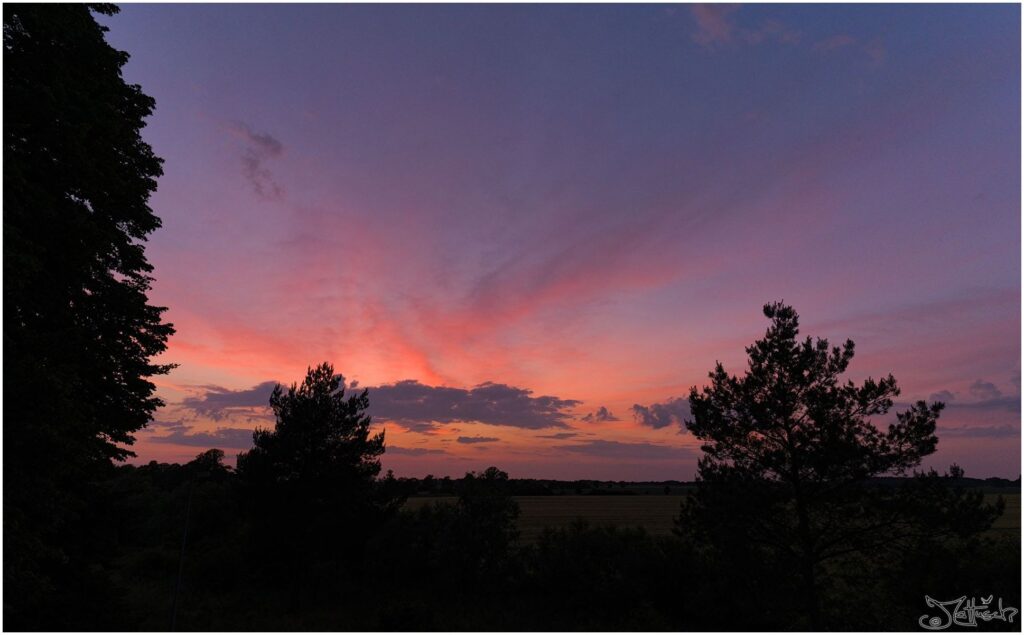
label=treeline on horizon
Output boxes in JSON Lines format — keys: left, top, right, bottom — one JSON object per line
{"left": 115, "top": 460, "right": 1024, "bottom": 498}
{"left": 3, "top": 5, "right": 1020, "bottom": 632}
{"left": 346, "top": 474, "right": 1023, "bottom": 497}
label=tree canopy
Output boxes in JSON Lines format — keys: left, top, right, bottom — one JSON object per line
{"left": 679, "top": 302, "right": 1003, "bottom": 629}
{"left": 236, "top": 363, "right": 399, "bottom": 590}
{"left": 687, "top": 301, "right": 943, "bottom": 484}
{"left": 237, "top": 362, "right": 386, "bottom": 491}
{"left": 4, "top": 4, "right": 173, "bottom": 625}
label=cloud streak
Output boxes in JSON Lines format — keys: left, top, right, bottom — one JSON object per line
{"left": 939, "top": 425, "right": 1019, "bottom": 439}
{"left": 228, "top": 121, "right": 285, "bottom": 200}
{"left": 149, "top": 425, "right": 255, "bottom": 448}
{"left": 560, "top": 440, "right": 696, "bottom": 461}
{"left": 945, "top": 396, "right": 1019, "bottom": 413}
{"left": 917, "top": 380, "right": 1018, "bottom": 414}
{"left": 387, "top": 446, "right": 448, "bottom": 456}
{"left": 457, "top": 436, "right": 499, "bottom": 444}
{"left": 536, "top": 432, "right": 580, "bottom": 440}
{"left": 690, "top": 5, "right": 799, "bottom": 48}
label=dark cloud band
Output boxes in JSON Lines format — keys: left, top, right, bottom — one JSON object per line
{"left": 178, "top": 377, "right": 580, "bottom": 433}
{"left": 457, "top": 436, "right": 499, "bottom": 444}
{"left": 367, "top": 379, "right": 580, "bottom": 432}
{"left": 631, "top": 397, "right": 691, "bottom": 431}
{"left": 181, "top": 381, "right": 279, "bottom": 420}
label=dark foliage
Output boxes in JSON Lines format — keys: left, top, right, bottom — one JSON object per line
{"left": 235, "top": 363, "right": 405, "bottom": 605}
{"left": 3, "top": 4, "right": 173, "bottom": 626}
{"left": 70, "top": 457, "right": 1019, "bottom": 631}
{"left": 369, "top": 466, "right": 523, "bottom": 615}
{"left": 678, "top": 302, "right": 1006, "bottom": 629}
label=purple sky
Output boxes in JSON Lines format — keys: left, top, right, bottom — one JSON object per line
{"left": 100, "top": 4, "right": 1020, "bottom": 479}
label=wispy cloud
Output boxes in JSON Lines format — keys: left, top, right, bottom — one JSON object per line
{"left": 457, "top": 435, "right": 499, "bottom": 444}
{"left": 939, "top": 424, "right": 1019, "bottom": 439}
{"left": 148, "top": 417, "right": 192, "bottom": 429}
{"left": 228, "top": 121, "right": 285, "bottom": 200}
{"left": 946, "top": 396, "right": 1019, "bottom": 413}
{"left": 387, "top": 445, "right": 448, "bottom": 456}
{"left": 690, "top": 5, "right": 799, "bottom": 49}
{"left": 581, "top": 406, "right": 620, "bottom": 423}
{"left": 149, "top": 425, "right": 255, "bottom": 448}
{"left": 536, "top": 432, "right": 580, "bottom": 440}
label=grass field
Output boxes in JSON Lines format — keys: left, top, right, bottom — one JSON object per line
{"left": 988, "top": 493, "right": 1021, "bottom": 534}
{"left": 406, "top": 492, "right": 1021, "bottom": 543}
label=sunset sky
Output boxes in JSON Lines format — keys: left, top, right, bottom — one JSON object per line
{"left": 100, "top": 4, "right": 1020, "bottom": 480}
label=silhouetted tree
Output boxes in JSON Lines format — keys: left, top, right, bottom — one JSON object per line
{"left": 187, "top": 448, "right": 232, "bottom": 479}
{"left": 4, "top": 4, "right": 173, "bottom": 625}
{"left": 458, "top": 467, "right": 520, "bottom": 540}
{"left": 456, "top": 467, "right": 521, "bottom": 585}
{"left": 237, "top": 363, "right": 386, "bottom": 492}
{"left": 421, "top": 474, "right": 435, "bottom": 493}
{"left": 236, "top": 363, "right": 398, "bottom": 595}
{"left": 948, "top": 462, "right": 965, "bottom": 480}
{"left": 678, "top": 302, "right": 1002, "bottom": 629}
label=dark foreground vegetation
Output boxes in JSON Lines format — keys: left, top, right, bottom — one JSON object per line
{"left": 62, "top": 457, "right": 1015, "bottom": 631}
{"left": 4, "top": 4, "right": 1020, "bottom": 631}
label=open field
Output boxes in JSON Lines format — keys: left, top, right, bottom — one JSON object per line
{"left": 407, "top": 492, "right": 1021, "bottom": 543}
{"left": 989, "top": 493, "right": 1021, "bottom": 534}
